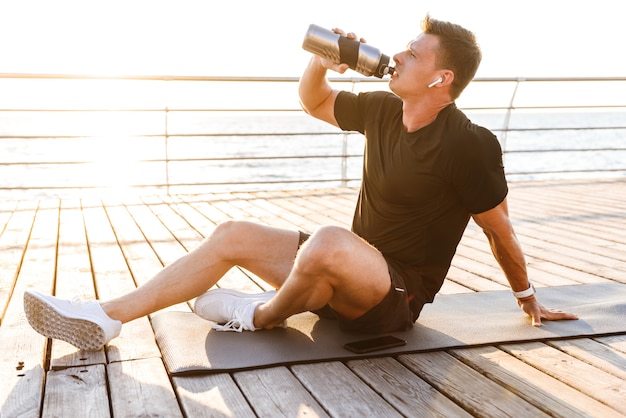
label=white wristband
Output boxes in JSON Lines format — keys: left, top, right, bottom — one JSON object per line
{"left": 512, "top": 282, "right": 535, "bottom": 299}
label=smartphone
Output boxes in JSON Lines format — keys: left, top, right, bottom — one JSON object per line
{"left": 343, "top": 335, "right": 407, "bottom": 354}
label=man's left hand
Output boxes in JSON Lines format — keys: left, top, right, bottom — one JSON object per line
{"left": 517, "top": 296, "right": 579, "bottom": 327}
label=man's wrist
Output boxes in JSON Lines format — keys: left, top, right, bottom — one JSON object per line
{"left": 512, "top": 281, "right": 535, "bottom": 299}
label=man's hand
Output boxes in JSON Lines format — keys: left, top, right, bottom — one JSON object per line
{"left": 312, "top": 54, "right": 350, "bottom": 75}
{"left": 517, "top": 296, "right": 579, "bottom": 327}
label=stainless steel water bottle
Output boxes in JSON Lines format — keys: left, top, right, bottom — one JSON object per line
{"left": 302, "top": 24, "right": 395, "bottom": 78}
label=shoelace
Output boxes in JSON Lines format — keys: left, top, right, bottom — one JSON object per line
{"left": 71, "top": 296, "right": 86, "bottom": 305}
{"left": 210, "top": 301, "right": 261, "bottom": 332}
{"left": 211, "top": 318, "right": 245, "bottom": 332}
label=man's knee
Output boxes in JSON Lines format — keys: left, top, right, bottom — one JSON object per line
{"left": 202, "top": 220, "right": 252, "bottom": 258}
{"left": 296, "top": 226, "right": 354, "bottom": 273}
{"left": 209, "top": 220, "right": 244, "bottom": 241}
{"left": 212, "top": 219, "right": 248, "bottom": 236}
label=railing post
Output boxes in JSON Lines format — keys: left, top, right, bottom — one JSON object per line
{"left": 165, "top": 105, "right": 170, "bottom": 195}
{"left": 501, "top": 78, "right": 522, "bottom": 164}
{"left": 341, "top": 133, "right": 348, "bottom": 187}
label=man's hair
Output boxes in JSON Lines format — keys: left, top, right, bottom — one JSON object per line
{"left": 422, "top": 15, "right": 482, "bottom": 100}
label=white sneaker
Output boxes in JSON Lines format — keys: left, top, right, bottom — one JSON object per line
{"left": 193, "top": 289, "right": 277, "bottom": 332}
{"left": 23, "top": 290, "right": 122, "bottom": 351}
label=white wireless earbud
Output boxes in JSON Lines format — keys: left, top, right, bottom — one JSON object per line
{"left": 428, "top": 77, "right": 443, "bottom": 88}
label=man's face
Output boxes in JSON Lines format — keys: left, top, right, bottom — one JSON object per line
{"left": 390, "top": 33, "right": 440, "bottom": 97}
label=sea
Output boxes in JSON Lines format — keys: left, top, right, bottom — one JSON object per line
{"left": 1, "top": 78, "right": 625, "bottom": 199}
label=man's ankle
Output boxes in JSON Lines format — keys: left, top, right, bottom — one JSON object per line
{"left": 253, "top": 302, "right": 282, "bottom": 330}
{"left": 100, "top": 301, "right": 125, "bottom": 323}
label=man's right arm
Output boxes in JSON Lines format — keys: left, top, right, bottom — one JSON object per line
{"left": 298, "top": 55, "right": 346, "bottom": 128}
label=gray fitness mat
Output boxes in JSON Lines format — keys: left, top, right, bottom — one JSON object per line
{"left": 152, "top": 282, "right": 626, "bottom": 375}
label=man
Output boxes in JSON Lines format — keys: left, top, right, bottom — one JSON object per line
{"left": 24, "top": 16, "right": 577, "bottom": 351}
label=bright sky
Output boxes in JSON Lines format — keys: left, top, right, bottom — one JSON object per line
{"left": 1, "top": 0, "right": 625, "bottom": 79}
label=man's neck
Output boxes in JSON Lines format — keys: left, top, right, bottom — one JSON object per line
{"left": 402, "top": 99, "right": 453, "bottom": 133}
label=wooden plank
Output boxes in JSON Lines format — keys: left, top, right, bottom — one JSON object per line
{"left": 291, "top": 361, "right": 403, "bottom": 417}
{"left": 0, "top": 200, "right": 59, "bottom": 418}
{"left": 500, "top": 233, "right": 624, "bottom": 282}
{"left": 501, "top": 342, "right": 626, "bottom": 415}
{"left": 226, "top": 194, "right": 280, "bottom": 221}
{"left": 102, "top": 201, "right": 164, "bottom": 280}
{"left": 347, "top": 357, "right": 472, "bottom": 417}
{"left": 2, "top": 181, "right": 626, "bottom": 417}
{"left": 124, "top": 200, "right": 189, "bottom": 266}
{"left": 458, "top": 231, "right": 603, "bottom": 286}
{"left": 160, "top": 196, "right": 267, "bottom": 293}
{"left": 43, "top": 364, "right": 110, "bottom": 417}
{"left": 0, "top": 363, "right": 45, "bottom": 418}
{"left": 511, "top": 227, "right": 625, "bottom": 277}
{"left": 180, "top": 198, "right": 234, "bottom": 226}
{"left": 234, "top": 366, "right": 330, "bottom": 417}
{"left": 0, "top": 200, "right": 37, "bottom": 321}
{"left": 240, "top": 195, "right": 313, "bottom": 231}
{"left": 521, "top": 214, "right": 626, "bottom": 250}
{"left": 0, "top": 199, "right": 18, "bottom": 233}
{"left": 521, "top": 180, "right": 625, "bottom": 212}
{"left": 107, "top": 358, "right": 183, "bottom": 417}
{"left": 548, "top": 215, "right": 626, "bottom": 246}
{"left": 226, "top": 195, "right": 317, "bottom": 231}
{"left": 81, "top": 198, "right": 162, "bottom": 363}
{"left": 127, "top": 200, "right": 237, "bottom": 301}
{"left": 141, "top": 196, "right": 264, "bottom": 292}
{"left": 595, "top": 334, "right": 626, "bottom": 354}
{"left": 241, "top": 191, "right": 322, "bottom": 229}
{"left": 509, "top": 183, "right": 626, "bottom": 246}
{"left": 173, "top": 373, "right": 257, "bottom": 418}
{"left": 522, "top": 256, "right": 608, "bottom": 286}
{"left": 255, "top": 197, "right": 319, "bottom": 231}
{"left": 548, "top": 338, "right": 626, "bottom": 380}
{"left": 444, "top": 264, "right": 506, "bottom": 292}
{"left": 507, "top": 184, "right": 608, "bottom": 218}
{"left": 453, "top": 180, "right": 626, "bottom": 285}
{"left": 211, "top": 199, "right": 256, "bottom": 223}
{"left": 284, "top": 192, "right": 352, "bottom": 226}
{"left": 102, "top": 203, "right": 167, "bottom": 291}
{"left": 103, "top": 201, "right": 189, "bottom": 319}
{"left": 451, "top": 345, "right": 624, "bottom": 418}
{"left": 214, "top": 267, "right": 267, "bottom": 293}
{"left": 288, "top": 189, "right": 356, "bottom": 222}
{"left": 162, "top": 195, "right": 217, "bottom": 237}
{"left": 51, "top": 199, "right": 106, "bottom": 368}
{"left": 448, "top": 252, "right": 511, "bottom": 288}
{"left": 438, "top": 277, "right": 475, "bottom": 295}
{"left": 268, "top": 194, "right": 342, "bottom": 230}
{"left": 398, "top": 351, "right": 549, "bottom": 417}
{"left": 142, "top": 195, "right": 205, "bottom": 252}
{"left": 519, "top": 222, "right": 626, "bottom": 261}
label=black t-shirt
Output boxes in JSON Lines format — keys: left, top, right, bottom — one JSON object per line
{"left": 335, "top": 91, "right": 508, "bottom": 304}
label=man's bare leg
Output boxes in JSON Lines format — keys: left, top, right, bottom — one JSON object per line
{"left": 23, "top": 220, "right": 302, "bottom": 350}
{"left": 254, "top": 225, "right": 391, "bottom": 329}
{"left": 101, "top": 220, "right": 300, "bottom": 323}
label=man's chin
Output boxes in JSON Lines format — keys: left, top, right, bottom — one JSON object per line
{"left": 388, "top": 78, "right": 399, "bottom": 94}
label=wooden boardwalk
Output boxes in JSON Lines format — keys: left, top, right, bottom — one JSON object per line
{"left": 1, "top": 178, "right": 625, "bottom": 417}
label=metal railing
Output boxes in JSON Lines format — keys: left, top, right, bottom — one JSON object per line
{"left": 1, "top": 73, "right": 625, "bottom": 197}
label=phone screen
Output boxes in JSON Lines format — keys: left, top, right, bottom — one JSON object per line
{"left": 343, "top": 335, "right": 407, "bottom": 354}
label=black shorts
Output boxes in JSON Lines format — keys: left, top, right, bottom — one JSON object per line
{"left": 297, "top": 231, "right": 420, "bottom": 334}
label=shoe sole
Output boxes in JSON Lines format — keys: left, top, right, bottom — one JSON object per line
{"left": 24, "top": 291, "right": 106, "bottom": 351}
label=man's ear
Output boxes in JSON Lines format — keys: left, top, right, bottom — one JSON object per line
{"left": 439, "top": 70, "right": 455, "bottom": 87}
